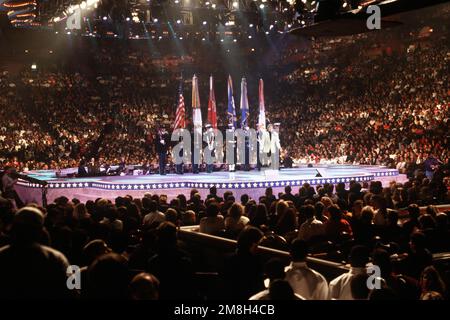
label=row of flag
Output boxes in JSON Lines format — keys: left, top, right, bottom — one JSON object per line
{"left": 174, "top": 75, "right": 266, "bottom": 131}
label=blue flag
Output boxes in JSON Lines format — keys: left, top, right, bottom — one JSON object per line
{"left": 227, "top": 75, "right": 237, "bottom": 127}
{"left": 240, "top": 77, "right": 249, "bottom": 128}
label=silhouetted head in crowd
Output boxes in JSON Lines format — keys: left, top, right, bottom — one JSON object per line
{"left": 351, "top": 273, "right": 370, "bottom": 300}
{"left": 419, "top": 214, "right": 436, "bottom": 230}
{"left": 387, "top": 209, "right": 399, "bottom": 227}
{"left": 209, "top": 186, "right": 217, "bottom": 195}
{"left": 229, "top": 203, "right": 244, "bottom": 220}
{"left": 435, "top": 213, "right": 448, "bottom": 230}
{"left": 236, "top": 226, "right": 263, "bottom": 255}
{"left": 87, "top": 252, "right": 129, "bottom": 299}
{"left": 206, "top": 203, "right": 220, "bottom": 217}
{"left": 0, "top": 196, "right": 14, "bottom": 228}
{"left": 328, "top": 204, "right": 342, "bottom": 222}
{"left": 269, "top": 280, "right": 297, "bottom": 300}
{"left": 420, "top": 266, "right": 446, "bottom": 298}
{"left": 409, "top": 231, "right": 427, "bottom": 252}
{"left": 156, "top": 221, "right": 178, "bottom": 251}
{"left": 290, "top": 238, "right": 308, "bottom": 262}
{"left": 240, "top": 194, "right": 249, "bottom": 206}
{"left": 302, "top": 204, "right": 315, "bottom": 220}
{"left": 165, "top": 208, "right": 178, "bottom": 224}
{"left": 264, "top": 258, "right": 286, "bottom": 282}
{"left": 314, "top": 201, "right": 325, "bottom": 218}
{"left": 82, "top": 239, "right": 112, "bottom": 266}
{"left": 177, "top": 194, "right": 187, "bottom": 209}
{"left": 10, "top": 206, "right": 45, "bottom": 246}
{"left": 407, "top": 204, "right": 420, "bottom": 220}
{"left": 361, "top": 206, "right": 375, "bottom": 224}
{"left": 348, "top": 245, "right": 369, "bottom": 268}
{"left": 129, "top": 272, "right": 160, "bottom": 300}
{"left": 285, "top": 185, "right": 292, "bottom": 194}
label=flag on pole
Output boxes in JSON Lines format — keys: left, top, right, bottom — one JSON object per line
{"left": 192, "top": 74, "right": 202, "bottom": 129}
{"left": 174, "top": 80, "right": 185, "bottom": 129}
{"left": 240, "top": 77, "right": 249, "bottom": 128}
{"left": 207, "top": 75, "right": 217, "bottom": 129}
{"left": 227, "top": 75, "right": 237, "bottom": 127}
{"left": 258, "top": 78, "right": 266, "bottom": 127}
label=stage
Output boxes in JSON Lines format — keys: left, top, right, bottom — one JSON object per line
{"left": 15, "top": 165, "right": 405, "bottom": 204}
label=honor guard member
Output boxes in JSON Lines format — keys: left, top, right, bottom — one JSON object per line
{"left": 270, "top": 123, "right": 282, "bottom": 170}
{"left": 226, "top": 123, "right": 237, "bottom": 172}
{"left": 191, "top": 125, "right": 201, "bottom": 174}
{"left": 243, "top": 125, "right": 251, "bottom": 171}
{"left": 204, "top": 124, "right": 215, "bottom": 173}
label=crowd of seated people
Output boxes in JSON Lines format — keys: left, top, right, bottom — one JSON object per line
{"left": 0, "top": 12, "right": 449, "bottom": 175}
{"left": 0, "top": 175, "right": 449, "bottom": 299}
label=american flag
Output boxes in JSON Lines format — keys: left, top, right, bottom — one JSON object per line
{"left": 174, "top": 82, "right": 185, "bottom": 129}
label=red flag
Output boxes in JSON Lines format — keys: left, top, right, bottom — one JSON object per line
{"left": 207, "top": 75, "right": 217, "bottom": 129}
{"left": 174, "top": 82, "right": 185, "bottom": 129}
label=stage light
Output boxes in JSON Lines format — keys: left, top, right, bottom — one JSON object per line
{"left": 301, "top": 20, "right": 305, "bottom": 25}
{"left": 220, "top": 38, "right": 224, "bottom": 42}
{"left": 232, "top": 1, "right": 238, "bottom": 8}
{"left": 265, "top": 31, "right": 269, "bottom": 34}
{"left": 233, "top": 38, "right": 237, "bottom": 42}
{"left": 176, "top": 19, "right": 181, "bottom": 24}
{"left": 55, "top": 31, "right": 58, "bottom": 34}
{"left": 153, "top": 18, "right": 158, "bottom": 23}
{"left": 269, "top": 24, "right": 274, "bottom": 29}
{"left": 179, "top": 36, "right": 183, "bottom": 40}
{"left": 202, "top": 37, "right": 206, "bottom": 41}
{"left": 249, "top": 23, "right": 253, "bottom": 27}
{"left": 212, "top": 3, "right": 216, "bottom": 8}
{"left": 126, "top": 17, "right": 130, "bottom": 21}
{"left": 102, "top": 16, "right": 107, "bottom": 21}
{"left": 203, "top": 21, "right": 207, "bottom": 25}
{"left": 158, "top": 35, "right": 162, "bottom": 39}
{"left": 343, "top": 2, "right": 348, "bottom": 8}
{"left": 248, "top": 35, "right": 252, "bottom": 39}
{"left": 175, "top": 0, "right": 179, "bottom": 3}
{"left": 205, "top": 1, "right": 210, "bottom": 5}
{"left": 287, "top": 23, "right": 292, "bottom": 28}
{"left": 251, "top": 48, "right": 255, "bottom": 51}
{"left": 31, "top": 63, "right": 37, "bottom": 70}
{"left": 67, "top": 31, "right": 71, "bottom": 35}
{"left": 259, "top": 4, "right": 264, "bottom": 9}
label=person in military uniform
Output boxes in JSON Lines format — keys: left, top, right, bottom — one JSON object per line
{"left": 204, "top": 124, "right": 215, "bottom": 173}
{"left": 226, "top": 123, "right": 237, "bottom": 172}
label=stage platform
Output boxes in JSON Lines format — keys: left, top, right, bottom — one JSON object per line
{"left": 16, "top": 165, "right": 405, "bottom": 205}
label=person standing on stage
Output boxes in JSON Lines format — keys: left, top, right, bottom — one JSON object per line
{"left": 271, "top": 123, "right": 282, "bottom": 170}
{"left": 243, "top": 125, "right": 251, "bottom": 171}
{"left": 204, "top": 124, "right": 215, "bottom": 173}
{"left": 226, "top": 123, "right": 237, "bottom": 172}
{"left": 155, "top": 127, "right": 170, "bottom": 175}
